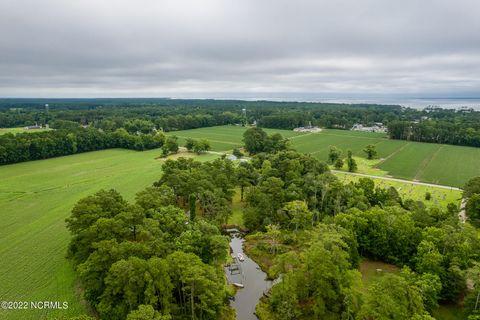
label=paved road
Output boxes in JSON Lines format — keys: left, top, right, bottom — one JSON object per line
{"left": 208, "top": 151, "right": 228, "bottom": 155}
{"left": 332, "top": 170, "right": 462, "bottom": 191}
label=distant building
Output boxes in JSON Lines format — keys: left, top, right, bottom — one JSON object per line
{"left": 227, "top": 154, "right": 247, "bottom": 163}
{"left": 294, "top": 126, "right": 322, "bottom": 133}
{"left": 293, "top": 122, "right": 322, "bottom": 133}
{"left": 227, "top": 154, "right": 238, "bottom": 161}
{"left": 351, "top": 123, "right": 387, "bottom": 133}
{"left": 24, "top": 123, "right": 43, "bottom": 130}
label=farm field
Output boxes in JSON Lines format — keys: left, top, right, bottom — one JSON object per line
{"left": 167, "top": 125, "right": 480, "bottom": 187}
{"left": 0, "top": 127, "right": 51, "bottom": 135}
{"left": 0, "top": 148, "right": 216, "bottom": 319}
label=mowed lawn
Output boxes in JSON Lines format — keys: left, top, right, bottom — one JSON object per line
{"left": 0, "top": 127, "right": 51, "bottom": 135}
{"left": 335, "top": 172, "right": 462, "bottom": 208}
{"left": 167, "top": 126, "right": 480, "bottom": 187}
{"left": 0, "top": 148, "right": 216, "bottom": 319}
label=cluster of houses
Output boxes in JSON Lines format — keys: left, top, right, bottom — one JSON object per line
{"left": 292, "top": 122, "right": 387, "bottom": 133}
{"left": 351, "top": 123, "right": 387, "bottom": 133}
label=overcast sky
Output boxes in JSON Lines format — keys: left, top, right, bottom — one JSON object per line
{"left": 1, "top": 0, "right": 479, "bottom": 98}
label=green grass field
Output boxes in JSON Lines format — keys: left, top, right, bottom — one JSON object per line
{"left": 359, "top": 260, "right": 400, "bottom": 287}
{"left": 0, "top": 148, "right": 216, "bottom": 319}
{"left": 166, "top": 125, "right": 303, "bottom": 152}
{"left": 167, "top": 125, "right": 480, "bottom": 187}
{"left": 0, "top": 127, "right": 52, "bottom": 135}
{"left": 335, "top": 172, "right": 462, "bottom": 208}
{"left": 431, "top": 305, "right": 465, "bottom": 320}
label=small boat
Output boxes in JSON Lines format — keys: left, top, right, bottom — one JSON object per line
{"left": 233, "top": 282, "right": 244, "bottom": 288}
{"left": 237, "top": 253, "right": 245, "bottom": 261}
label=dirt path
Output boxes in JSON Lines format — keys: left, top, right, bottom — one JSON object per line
{"left": 208, "top": 151, "right": 229, "bottom": 155}
{"left": 459, "top": 198, "right": 467, "bottom": 223}
{"left": 374, "top": 142, "right": 411, "bottom": 167}
{"left": 413, "top": 145, "right": 444, "bottom": 181}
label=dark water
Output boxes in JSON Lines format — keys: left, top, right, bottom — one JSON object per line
{"left": 224, "top": 236, "right": 272, "bottom": 320}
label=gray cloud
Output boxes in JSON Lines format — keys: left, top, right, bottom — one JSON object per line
{"left": 0, "top": 0, "right": 479, "bottom": 97}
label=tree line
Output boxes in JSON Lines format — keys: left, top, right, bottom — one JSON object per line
{"left": 388, "top": 119, "right": 480, "bottom": 147}
{"left": 3, "top": 99, "right": 480, "bottom": 150}
{"left": 0, "top": 128, "right": 165, "bottom": 165}
{"left": 0, "top": 99, "right": 400, "bottom": 129}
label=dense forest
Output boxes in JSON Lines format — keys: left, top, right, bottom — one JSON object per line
{"left": 2, "top": 99, "right": 480, "bottom": 149}
{"left": 65, "top": 129, "right": 480, "bottom": 319}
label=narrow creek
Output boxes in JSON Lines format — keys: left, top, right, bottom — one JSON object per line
{"left": 224, "top": 234, "right": 272, "bottom": 320}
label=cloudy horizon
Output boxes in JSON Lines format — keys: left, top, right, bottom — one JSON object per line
{"left": 1, "top": 0, "right": 480, "bottom": 98}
